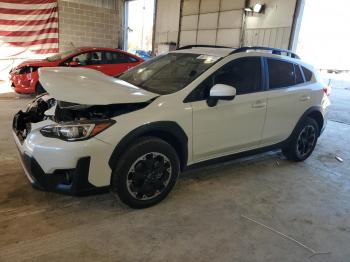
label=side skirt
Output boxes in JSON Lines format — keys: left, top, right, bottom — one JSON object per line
{"left": 185, "top": 140, "right": 288, "bottom": 171}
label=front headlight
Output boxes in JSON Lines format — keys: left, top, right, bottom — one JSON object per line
{"left": 40, "top": 120, "right": 115, "bottom": 141}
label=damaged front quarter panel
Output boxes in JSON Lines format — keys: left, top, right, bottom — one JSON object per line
{"left": 54, "top": 99, "right": 155, "bottom": 122}
{"left": 13, "top": 94, "right": 157, "bottom": 142}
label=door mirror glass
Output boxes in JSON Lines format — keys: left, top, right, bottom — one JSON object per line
{"left": 207, "top": 84, "right": 236, "bottom": 107}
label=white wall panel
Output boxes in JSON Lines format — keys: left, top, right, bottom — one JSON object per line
{"left": 200, "top": 0, "right": 220, "bottom": 13}
{"left": 243, "top": 0, "right": 296, "bottom": 49}
{"left": 220, "top": 0, "right": 245, "bottom": 11}
{"left": 197, "top": 30, "right": 216, "bottom": 44}
{"left": 198, "top": 13, "right": 218, "bottom": 29}
{"left": 154, "top": 0, "right": 181, "bottom": 54}
{"left": 181, "top": 15, "right": 198, "bottom": 30}
{"left": 180, "top": 30, "right": 197, "bottom": 45}
{"left": 244, "top": 27, "right": 291, "bottom": 49}
{"left": 218, "top": 10, "right": 242, "bottom": 28}
{"left": 179, "top": 0, "right": 243, "bottom": 47}
{"left": 183, "top": 0, "right": 200, "bottom": 15}
{"left": 216, "top": 28, "right": 240, "bottom": 46}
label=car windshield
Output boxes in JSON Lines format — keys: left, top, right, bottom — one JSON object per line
{"left": 118, "top": 53, "right": 220, "bottom": 95}
{"left": 46, "top": 49, "right": 79, "bottom": 62}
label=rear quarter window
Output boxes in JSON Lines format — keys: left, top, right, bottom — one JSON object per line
{"left": 302, "top": 66, "right": 313, "bottom": 82}
{"left": 294, "top": 64, "right": 304, "bottom": 84}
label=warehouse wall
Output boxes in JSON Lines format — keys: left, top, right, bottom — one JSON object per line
{"left": 154, "top": 0, "right": 181, "bottom": 54}
{"left": 243, "top": 0, "right": 297, "bottom": 49}
{"left": 154, "top": 0, "right": 298, "bottom": 53}
{"left": 58, "top": 0, "right": 120, "bottom": 51}
{"left": 179, "top": 0, "right": 245, "bottom": 48}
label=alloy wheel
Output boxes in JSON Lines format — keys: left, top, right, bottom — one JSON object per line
{"left": 296, "top": 125, "right": 316, "bottom": 158}
{"left": 126, "top": 152, "right": 172, "bottom": 200}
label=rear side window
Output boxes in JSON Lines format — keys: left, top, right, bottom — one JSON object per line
{"left": 268, "top": 59, "right": 295, "bottom": 89}
{"left": 294, "top": 64, "right": 304, "bottom": 84}
{"left": 103, "top": 51, "right": 138, "bottom": 64}
{"left": 302, "top": 66, "right": 313, "bottom": 82}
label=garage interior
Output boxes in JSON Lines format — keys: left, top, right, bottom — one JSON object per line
{"left": 0, "top": 0, "right": 350, "bottom": 261}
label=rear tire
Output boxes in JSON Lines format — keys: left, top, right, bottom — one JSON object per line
{"left": 282, "top": 117, "right": 319, "bottom": 162}
{"left": 35, "top": 82, "right": 46, "bottom": 96}
{"left": 111, "top": 137, "right": 180, "bottom": 209}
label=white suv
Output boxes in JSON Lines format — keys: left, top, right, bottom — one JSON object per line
{"left": 13, "top": 46, "right": 330, "bottom": 208}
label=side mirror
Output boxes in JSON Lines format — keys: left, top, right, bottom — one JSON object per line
{"left": 207, "top": 84, "right": 236, "bottom": 107}
{"left": 68, "top": 61, "right": 79, "bottom": 67}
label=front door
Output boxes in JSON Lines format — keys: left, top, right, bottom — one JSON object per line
{"left": 189, "top": 57, "right": 267, "bottom": 161}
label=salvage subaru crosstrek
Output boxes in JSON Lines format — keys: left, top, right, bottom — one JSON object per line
{"left": 13, "top": 46, "right": 330, "bottom": 208}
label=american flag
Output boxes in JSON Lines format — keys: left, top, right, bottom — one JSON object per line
{"left": 0, "top": 0, "right": 58, "bottom": 59}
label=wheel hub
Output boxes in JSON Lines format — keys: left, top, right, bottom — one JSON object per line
{"left": 127, "top": 152, "right": 172, "bottom": 200}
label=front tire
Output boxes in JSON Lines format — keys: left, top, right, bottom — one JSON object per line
{"left": 282, "top": 117, "right": 319, "bottom": 162}
{"left": 111, "top": 137, "right": 180, "bottom": 209}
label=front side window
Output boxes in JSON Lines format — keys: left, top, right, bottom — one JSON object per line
{"left": 268, "top": 59, "right": 295, "bottom": 89}
{"left": 118, "top": 53, "right": 219, "bottom": 95}
{"left": 186, "top": 57, "right": 262, "bottom": 101}
{"left": 63, "top": 51, "right": 103, "bottom": 66}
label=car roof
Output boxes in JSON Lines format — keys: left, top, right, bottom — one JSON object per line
{"left": 172, "top": 46, "right": 313, "bottom": 70}
{"left": 78, "top": 47, "right": 124, "bottom": 52}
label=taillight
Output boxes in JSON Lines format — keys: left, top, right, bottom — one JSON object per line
{"left": 323, "top": 86, "right": 331, "bottom": 96}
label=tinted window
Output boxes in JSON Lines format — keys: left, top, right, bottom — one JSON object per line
{"left": 295, "top": 64, "right": 304, "bottom": 84}
{"left": 64, "top": 51, "right": 103, "bottom": 65}
{"left": 187, "top": 57, "right": 261, "bottom": 101}
{"left": 268, "top": 59, "right": 295, "bottom": 89}
{"left": 302, "top": 66, "right": 313, "bottom": 82}
{"left": 103, "top": 51, "right": 138, "bottom": 64}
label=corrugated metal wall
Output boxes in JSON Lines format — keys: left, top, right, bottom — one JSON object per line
{"left": 154, "top": 0, "right": 181, "bottom": 54}
{"left": 243, "top": 0, "right": 297, "bottom": 49}
{"left": 179, "top": 0, "right": 245, "bottom": 47}
{"left": 154, "top": 0, "right": 298, "bottom": 53}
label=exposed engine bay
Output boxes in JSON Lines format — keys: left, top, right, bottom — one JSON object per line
{"left": 13, "top": 94, "right": 152, "bottom": 141}
{"left": 54, "top": 100, "right": 150, "bottom": 122}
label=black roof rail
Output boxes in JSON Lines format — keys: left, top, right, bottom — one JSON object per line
{"left": 231, "top": 46, "right": 300, "bottom": 59}
{"left": 177, "top": 44, "right": 232, "bottom": 50}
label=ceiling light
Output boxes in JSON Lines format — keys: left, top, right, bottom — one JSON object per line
{"left": 253, "top": 3, "right": 265, "bottom": 13}
{"left": 244, "top": 7, "right": 253, "bottom": 12}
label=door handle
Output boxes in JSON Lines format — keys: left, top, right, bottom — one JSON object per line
{"left": 299, "top": 95, "right": 311, "bottom": 101}
{"left": 252, "top": 100, "right": 266, "bottom": 109}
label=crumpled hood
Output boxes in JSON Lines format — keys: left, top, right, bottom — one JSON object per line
{"left": 38, "top": 67, "right": 158, "bottom": 105}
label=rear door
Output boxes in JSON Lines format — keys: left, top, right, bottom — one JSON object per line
{"left": 261, "top": 58, "right": 312, "bottom": 145}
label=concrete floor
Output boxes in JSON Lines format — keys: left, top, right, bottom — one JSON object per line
{"left": 0, "top": 80, "right": 349, "bottom": 262}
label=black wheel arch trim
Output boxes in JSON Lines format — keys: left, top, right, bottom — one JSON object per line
{"left": 290, "top": 106, "right": 324, "bottom": 139}
{"left": 108, "top": 121, "right": 188, "bottom": 172}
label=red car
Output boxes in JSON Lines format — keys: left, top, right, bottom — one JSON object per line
{"left": 9, "top": 47, "right": 144, "bottom": 95}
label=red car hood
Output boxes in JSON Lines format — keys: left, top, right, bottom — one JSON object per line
{"left": 15, "top": 59, "right": 57, "bottom": 69}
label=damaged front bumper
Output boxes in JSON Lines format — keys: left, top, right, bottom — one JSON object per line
{"left": 16, "top": 149, "right": 103, "bottom": 195}
{"left": 12, "top": 110, "right": 114, "bottom": 196}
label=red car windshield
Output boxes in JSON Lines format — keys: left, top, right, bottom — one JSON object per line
{"left": 46, "top": 49, "right": 79, "bottom": 62}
